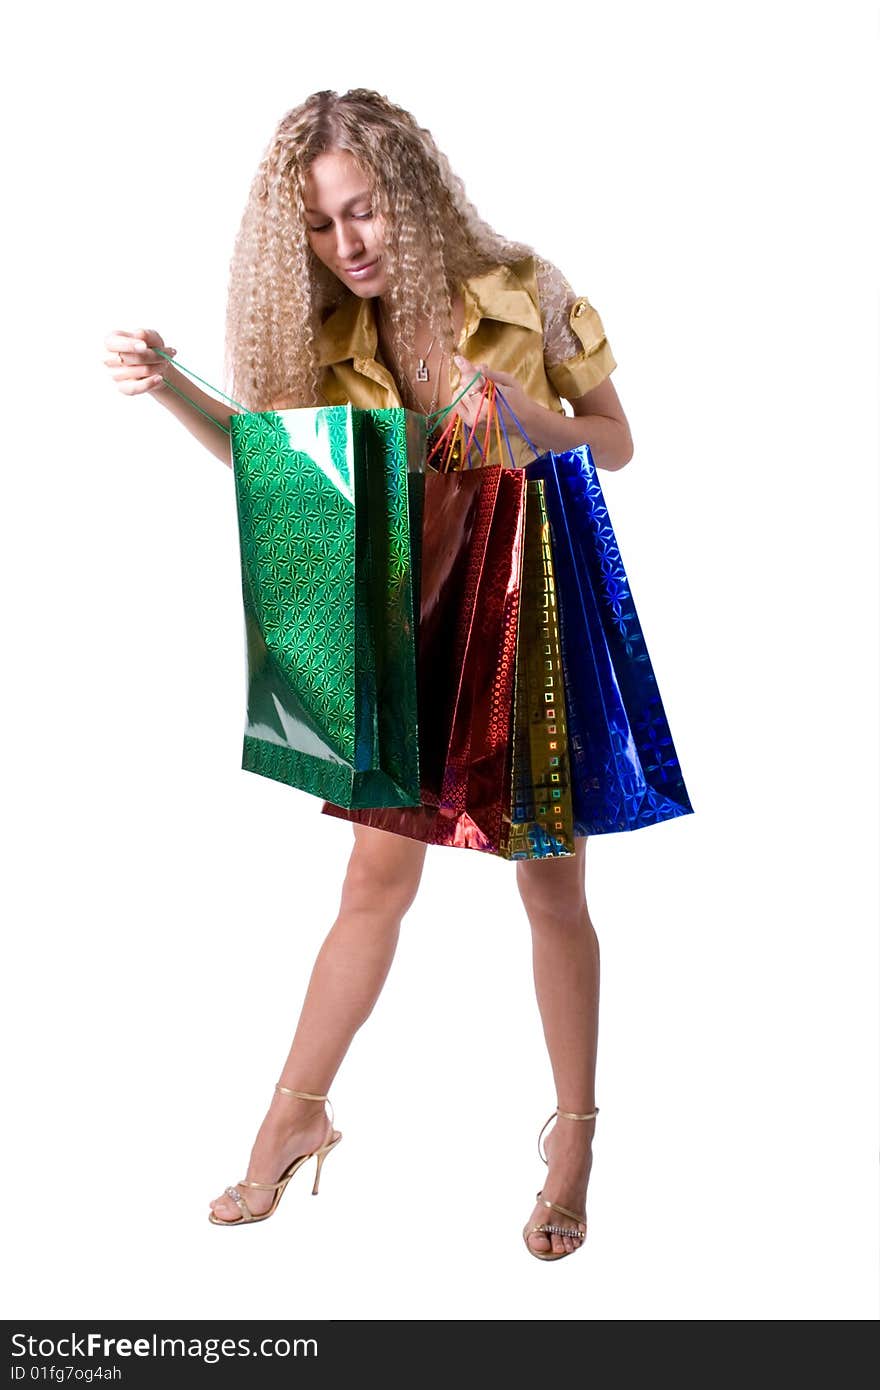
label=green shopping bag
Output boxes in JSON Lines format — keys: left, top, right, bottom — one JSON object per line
{"left": 153, "top": 352, "right": 426, "bottom": 808}
{"left": 231, "top": 404, "right": 427, "bottom": 808}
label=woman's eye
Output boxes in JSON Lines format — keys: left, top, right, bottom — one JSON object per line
{"left": 307, "top": 211, "right": 371, "bottom": 233}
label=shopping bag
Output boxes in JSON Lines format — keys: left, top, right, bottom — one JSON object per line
{"left": 486, "top": 388, "right": 694, "bottom": 834}
{"left": 322, "top": 459, "right": 527, "bottom": 849}
{"left": 499, "top": 476, "right": 577, "bottom": 860}
{"left": 230, "top": 403, "right": 426, "bottom": 808}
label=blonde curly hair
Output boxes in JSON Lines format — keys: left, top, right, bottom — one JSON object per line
{"left": 223, "top": 88, "right": 536, "bottom": 412}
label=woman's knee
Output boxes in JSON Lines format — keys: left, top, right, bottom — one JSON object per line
{"left": 516, "top": 840, "right": 590, "bottom": 926}
{"left": 340, "top": 825, "right": 428, "bottom": 919}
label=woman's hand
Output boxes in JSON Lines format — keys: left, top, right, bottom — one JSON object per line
{"left": 452, "top": 353, "right": 541, "bottom": 438}
{"left": 103, "top": 328, "right": 177, "bottom": 396}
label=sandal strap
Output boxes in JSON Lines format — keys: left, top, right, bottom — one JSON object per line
{"left": 275, "top": 1084, "right": 334, "bottom": 1131}
{"left": 538, "top": 1105, "right": 599, "bottom": 1164}
{"left": 536, "top": 1192, "right": 586, "bottom": 1226}
{"left": 224, "top": 1185, "right": 254, "bottom": 1221}
{"left": 275, "top": 1086, "right": 328, "bottom": 1100}
{"left": 528, "top": 1222, "right": 586, "bottom": 1240}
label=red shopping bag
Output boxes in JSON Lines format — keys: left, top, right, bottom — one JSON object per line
{"left": 322, "top": 461, "right": 526, "bottom": 851}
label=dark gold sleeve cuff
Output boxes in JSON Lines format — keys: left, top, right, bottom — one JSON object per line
{"left": 546, "top": 295, "right": 617, "bottom": 401}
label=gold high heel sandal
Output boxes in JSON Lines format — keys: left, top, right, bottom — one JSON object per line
{"left": 208, "top": 1085, "right": 342, "bottom": 1226}
{"left": 522, "top": 1105, "right": 599, "bottom": 1261}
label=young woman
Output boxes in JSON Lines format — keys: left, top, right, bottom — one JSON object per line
{"left": 103, "top": 87, "right": 633, "bottom": 1261}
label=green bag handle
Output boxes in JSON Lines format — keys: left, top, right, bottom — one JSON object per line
{"left": 150, "top": 349, "right": 243, "bottom": 437}
{"left": 149, "top": 347, "right": 482, "bottom": 439}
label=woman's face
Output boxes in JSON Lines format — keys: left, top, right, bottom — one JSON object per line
{"left": 303, "top": 149, "right": 388, "bottom": 298}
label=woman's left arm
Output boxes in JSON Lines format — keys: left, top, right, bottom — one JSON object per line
{"left": 455, "top": 356, "right": 634, "bottom": 471}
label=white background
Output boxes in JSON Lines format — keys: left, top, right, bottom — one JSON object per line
{"left": 2, "top": 0, "right": 877, "bottom": 1322}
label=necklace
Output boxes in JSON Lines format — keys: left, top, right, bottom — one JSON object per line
{"left": 415, "top": 337, "right": 435, "bottom": 382}
{"left": 377, "top": 313, "right": 445, "bottom": 416}
{"left": 417, "top": 343, "right": 446, "bottom": 417}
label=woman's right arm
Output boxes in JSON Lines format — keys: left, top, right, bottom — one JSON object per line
{"left": 104, "top": 328, "right": 238, "bottom": 468}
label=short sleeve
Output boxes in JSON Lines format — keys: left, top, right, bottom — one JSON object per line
{"left": 534, "top": 255, "right": 617, "bottom": 401}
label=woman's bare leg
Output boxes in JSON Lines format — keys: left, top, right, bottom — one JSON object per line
{"left": 516, "top": 836, "right": 600, "bottom": 1256}
{"left": 210, "top": 823, "right": 428, "bottom": 1221}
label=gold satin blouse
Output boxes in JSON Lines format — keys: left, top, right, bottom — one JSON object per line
{"left": 315, "top": 254, "right": 617, "bottom": 469}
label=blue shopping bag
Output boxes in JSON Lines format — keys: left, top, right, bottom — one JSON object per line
{"left": 492, "top": 387, "right": 694, "bottom": 835}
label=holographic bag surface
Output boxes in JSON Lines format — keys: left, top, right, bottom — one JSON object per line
{"left": 498, "top": 477, "right": 577, "bottom": 860}
{"left": 523, "top": 446, "right": 693, "bottom": 835}
{"left": 230, "top": 404, "right": 426, "bottom": 809}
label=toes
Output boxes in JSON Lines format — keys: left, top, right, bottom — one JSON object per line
{"left": 526, "top": 1215, "right": 586, "bottom": 1257}
{"left": 211, "top": 1197, "right": 240, "bottom": 1223}
{"left": 546, "top": 1227, "right": 583, "bottom": 1255}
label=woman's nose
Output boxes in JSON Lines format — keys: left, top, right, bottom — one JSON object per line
{"left": 336, "top": 223, "right": 365, "bottom": 259}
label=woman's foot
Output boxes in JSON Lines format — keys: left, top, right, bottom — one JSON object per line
{"left": 209, "top": 1089, "right": 333, "bottom": 1223}
{"left": 524, "top": 1113, "right": 596, "bottom": 1257}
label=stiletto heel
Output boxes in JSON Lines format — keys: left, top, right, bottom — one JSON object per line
{"left": 522, "top": 1105, "right": 599, "bottom": 1261}
{"left": 311, "top": 1142, "right": 335, "bottom": 1195}
{"left": 209, "top": 1085, "right": 342, "bottom": 1226}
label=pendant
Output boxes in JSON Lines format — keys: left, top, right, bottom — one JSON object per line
{"left": 416, "top": 358, "right": 429, "bottom": 382}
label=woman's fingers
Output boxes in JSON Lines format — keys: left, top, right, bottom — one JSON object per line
{"left": 116, "top": 370, "right": 167, "bottom": 395}
{"left": 104, "top": 347, "right": 176, "bottom": 368}
{"left": 106, "top": 331, "right": 149, "bottom": 354}
{"left": 109, "top": 361, "right": 168, "bottom": 381}
{"left": 104, "top": 334, "right": 175, "bottom": 362}
{"left": 107, "top": 328, "right": 164, "bottom": 349}
{"left": 104, "top": 329, "right": 176, "bottom": 395}
{"left": 453, "top": 356, "right": 490, "bottom": 422}
{"left": 454, "top": 353, "right": 481, "bottom": 382}
{"left": 104, "top": 330, "right": 176, "bottom": 363}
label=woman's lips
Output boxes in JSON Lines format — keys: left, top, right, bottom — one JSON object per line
{"left": 345, "top": 260, "right": 378, "bottom": 279}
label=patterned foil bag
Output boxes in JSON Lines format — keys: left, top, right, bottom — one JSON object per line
{"left": 322, "top": 465, "right": 527, "bottom": 850}
{"left": 229, "top": 404, "right": 426, "bottom": 809}
{"left": 524, "top": 448, "right": 693, "bottom": 833}
{"left": 499, "top": 478, "right": 576, "bottom": 860}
